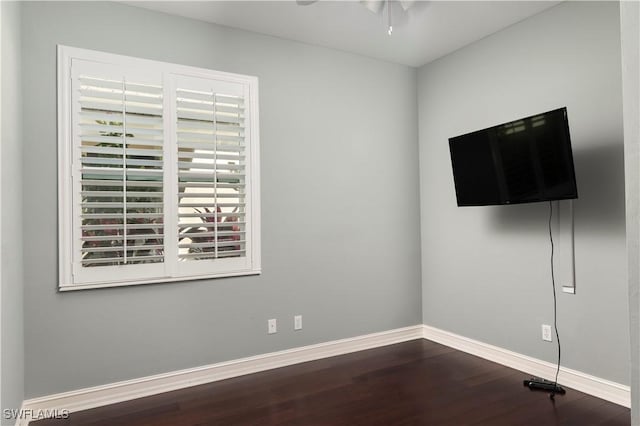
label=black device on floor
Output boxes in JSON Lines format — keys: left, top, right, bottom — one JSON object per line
{"left": 523, "top": 377, "right": 566, "bottom": 395}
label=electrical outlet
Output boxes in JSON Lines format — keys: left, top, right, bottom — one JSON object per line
{"left": 268, "top": 319, "right": 277, "bottom": 334}
{"left": 542, "top": 324, "right": 552, "bottom": 342}
{"left": 294, "top": 315, "right": 302, "bottom": 331}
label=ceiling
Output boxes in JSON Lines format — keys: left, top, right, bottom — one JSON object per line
{"left": 125, "top": 1, "right": 562, "bottom": 67}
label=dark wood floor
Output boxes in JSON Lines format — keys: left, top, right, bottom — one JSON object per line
{"left": 33, "top": 339, "right": 630, "bottom": 426}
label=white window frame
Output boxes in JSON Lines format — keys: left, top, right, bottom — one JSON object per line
{"left": 58, "top": 45, "right": 261, "bottom": 291}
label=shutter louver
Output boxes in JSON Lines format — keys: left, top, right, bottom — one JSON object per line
{"left": 78, "top": 76, "right": 165, "bottom": 267}
{"left": 176, "top": 88, "right": 247, "bottom": 261}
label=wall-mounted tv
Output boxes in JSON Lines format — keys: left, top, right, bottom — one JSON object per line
{"left": 448, "top": 107, "right": 578, "bottom": 207}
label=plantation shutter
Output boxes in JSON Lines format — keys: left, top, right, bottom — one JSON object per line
{"left": 174, "top": 75, "right": 252, "bottom": 276}
{"left": 59, "top": 47, "right": 260, "bottom": 289}
{"left": 70, "top": 61, "right": 166, "bottom": 284}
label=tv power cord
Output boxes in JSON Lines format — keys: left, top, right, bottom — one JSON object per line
{"left": 523, "top": 201, "right": 565, "bottom": 399}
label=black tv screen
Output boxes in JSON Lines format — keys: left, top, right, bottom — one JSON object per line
{"left": 448, "top": 107, "right": 578, "bottom": 206}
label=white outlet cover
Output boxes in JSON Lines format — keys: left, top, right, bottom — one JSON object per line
{"left": 294, "top": 315, "right": 302, "bottom": 331}
{"left": 268, "top": 319, "right": 277, "bottom": 334}
{"left": 542, "top": 324, "right": 552, "bottom": 342}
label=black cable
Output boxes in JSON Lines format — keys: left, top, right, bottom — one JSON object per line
{"left": 549, "top": 201, "right": 561, "bottom": 399}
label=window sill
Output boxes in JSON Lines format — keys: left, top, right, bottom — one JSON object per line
{"left": 58, "top": 269, "right": 262, "bottom": 292}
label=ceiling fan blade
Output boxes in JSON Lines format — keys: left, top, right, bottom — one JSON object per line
{"left": 360, "top": 0, "right": 386, "bottom": 14}
{"left": 399, "top": 0, "right": 416, "bottom": 11}
{"left": 296, "top": 0, "right": 318, "bottom": 5}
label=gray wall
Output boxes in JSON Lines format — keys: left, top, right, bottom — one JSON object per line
{"left": 21, "top": 2, "right": 421, "bottom": 398}
{"left": 418, "top": 1, "right": 629, "bottom": 384}
{"left": 621, "top": 1, "right": 640, "bottom": 422}
{"left": 1, "top": 0, "right": 25, "bottom": 421}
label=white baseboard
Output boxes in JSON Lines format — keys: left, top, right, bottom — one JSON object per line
{"left": 17, "top": 323, "right": 630, "bottom": 425}
{"left": 19, "top": 325, "right": 424, "bottom": 425}
{"left": 421, "top": 324, "right": 631, "bottom": 408}
{"left": 14, "top": 402, "right": 27, "bottom": 426}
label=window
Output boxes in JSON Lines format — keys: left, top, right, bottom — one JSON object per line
{"left": 58, "top": 46, "right": 260, "bottom": 290}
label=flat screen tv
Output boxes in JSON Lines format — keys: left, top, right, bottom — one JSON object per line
{"left": 448, "top": 107, "right": 578, "bottom": 207}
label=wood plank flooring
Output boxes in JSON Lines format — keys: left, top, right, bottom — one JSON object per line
{"left": 33, "top": 339, "right": 630, "bottom": 425}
